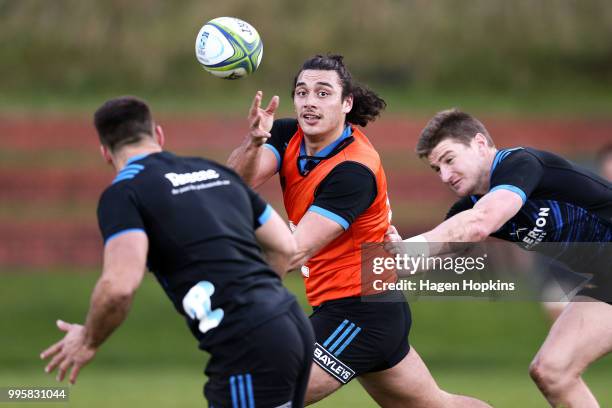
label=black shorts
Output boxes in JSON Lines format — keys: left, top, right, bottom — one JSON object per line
{"left": 204, "top": 301, "right": 314, "bottom": 408}
{"left": 570, "top": 245, "right": 612, "bottom": 304}
{"left": 309, "top": 290, "right": 411, "bottom": 384}
{"left": 577, "top": 273, "right": 612, "bottom": 305}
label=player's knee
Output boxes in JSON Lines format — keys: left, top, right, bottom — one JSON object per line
{"left": 529, "top": 354, "right": 573, "bottom": 394}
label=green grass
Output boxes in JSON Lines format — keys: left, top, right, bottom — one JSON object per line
{"left": 2, "top": 271, "right": 611, "bottom": 407}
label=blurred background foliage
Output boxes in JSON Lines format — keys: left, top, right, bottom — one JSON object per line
{"left": 1, "top": 0, "right": 612, "bottom": 113}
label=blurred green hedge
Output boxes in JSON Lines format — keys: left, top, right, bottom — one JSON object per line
{"left": 2, "top": 0, "right": 612, "bottom": 97}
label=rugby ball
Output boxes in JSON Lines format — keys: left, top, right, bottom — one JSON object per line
{"left": 195, "top": 17, "right": 263, "bottom": 79}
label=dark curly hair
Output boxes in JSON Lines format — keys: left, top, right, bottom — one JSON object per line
{"left": 292, "top": 54, "right": 386, "bottom": 127}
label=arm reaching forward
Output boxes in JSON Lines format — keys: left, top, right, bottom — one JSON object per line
{"left": 404, "top": 189, "right": 524, "bottom": 257}
{"left": 40, "top": 231, "right": 148, "bottom": 384}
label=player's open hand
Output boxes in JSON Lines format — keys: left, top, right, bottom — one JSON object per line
{"left": 40, "top": 320, "right": 97, "bottom": 384}
{"left": 247, "top": 91, "right": 279, "bottom": 146}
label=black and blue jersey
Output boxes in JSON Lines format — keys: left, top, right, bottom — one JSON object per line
{"left": 447, "top": 147, "right": 612, "bottom": 280}
{"left": 97, "top": 151, "right": 296, "bottom": 350}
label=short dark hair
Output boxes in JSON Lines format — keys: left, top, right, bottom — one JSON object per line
{"left": 94, "top": 96, "right": 154, "bottom": 151}
{"left": 292, "top": 54, "right": 386, "bottom": 127}
{"left": 416, "top": 108, "right": 494, "bottom": 158}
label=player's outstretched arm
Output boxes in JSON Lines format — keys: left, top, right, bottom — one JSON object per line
{"left": 40, "top": 231, "right": 148, "bottom": 384}
{"left": 412, "top": 189, "right": 524, "bottom": 254}
{"left": 255, "top": 209, "right": 297, "bottom": 278}
{"left": 227, "top": 91, "right": 279, "bottom": 188}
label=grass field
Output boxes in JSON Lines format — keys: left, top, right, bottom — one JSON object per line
{"left": 2, "top": 271, "right": 611, "bottom": 407}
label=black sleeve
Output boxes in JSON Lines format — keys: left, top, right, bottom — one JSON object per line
{"left": 246, "top": 185, "right": 272, "bottom": 229}
{"left": 445, "top": 196, "right": 475, "bottom": 220}
{"left": 264, "top": 118, "right": 298, "bottom": 171}
{"left": 490, "top": 150, "right": 544, "bottom": 203}
{"left": 311, "top": 161, "right": 377, "bottom": 229}
{"left": 97, "top": 185, "right": 146, "bottom": 243}
{"left": 222, "top": 165, "right": 272, "bottom": 229}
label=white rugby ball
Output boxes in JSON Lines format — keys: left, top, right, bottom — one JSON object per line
{"left": 195, "top": 17, "right": 263, "bottom": 79}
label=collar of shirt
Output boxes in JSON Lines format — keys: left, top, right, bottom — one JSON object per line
{"left": 298, "top": 125, "right": 352, "bottom": 173}
{"left": 125, "top": 153, "right": 151, "bottom": 166}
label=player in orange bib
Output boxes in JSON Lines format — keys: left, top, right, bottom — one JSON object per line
{"left": 228, "top": 55, "right": 490, "bottom": 407}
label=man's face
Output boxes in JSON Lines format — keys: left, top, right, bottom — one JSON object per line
{"left": 293, "top": 69, "right": 352, "bottom": 140}
{"left": 427, "top": 137, "right": 489, "bottom": 196}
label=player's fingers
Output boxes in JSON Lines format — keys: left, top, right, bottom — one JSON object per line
{"left": 385, "top": 225, "right": 399, "bottom": 238}
{"left": 40, "top": 340, "right": 63, "bottom": 360}
{"left": 250, "top": 114, "right": 261, "bottom": 130}
{"left": 56, "top": 319, "right": 72, "bottom": 332}
{"left": 69, "top": 363, "right": 82, "bottom": 385}
{"left": 383, "top": 240, "right": 403, "bottom": 255}
{"left": 248, "top": 91, "right": 262, "bottom": 118}
{"left": 384, "top": 225, "right": 402, "bottom": 243}
{"left": 45, "top": 352, "right": 65, "bottom": 374}
{"left": 384, "top": 232, "right": 402, "bottom": 242}
{"left": 56, "top": 359, "right": 71, "bottom": 382}
{"left": 264, "top": 95, "right": 279, "bottom": 114}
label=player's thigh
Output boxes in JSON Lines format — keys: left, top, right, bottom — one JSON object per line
{"left": 309, "top": 293, "right": 411, "bottom": 380}
{"left": 534, "top": 297, "right": 612, "bottom": 374}
{"left": 306, "top": 292, "right": 412, "bottom": 402}
{"left": 205, "top": 304, "right": 313, "bottom": 407}
{"left": 358, "top": 347, "right": 446, "bottom": 408}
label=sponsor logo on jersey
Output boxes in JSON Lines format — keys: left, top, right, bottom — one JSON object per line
{"left": 313, "top": 343, "right": 355, "bottom": 384}
{"left": 164, "top": 169, "right": 220, "bottom": 187}
{"left": 521, "top": 207, "right": 550, "bottom": 249}
{"left": 510, "top": 227, "right": 529, "bottom": 240}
